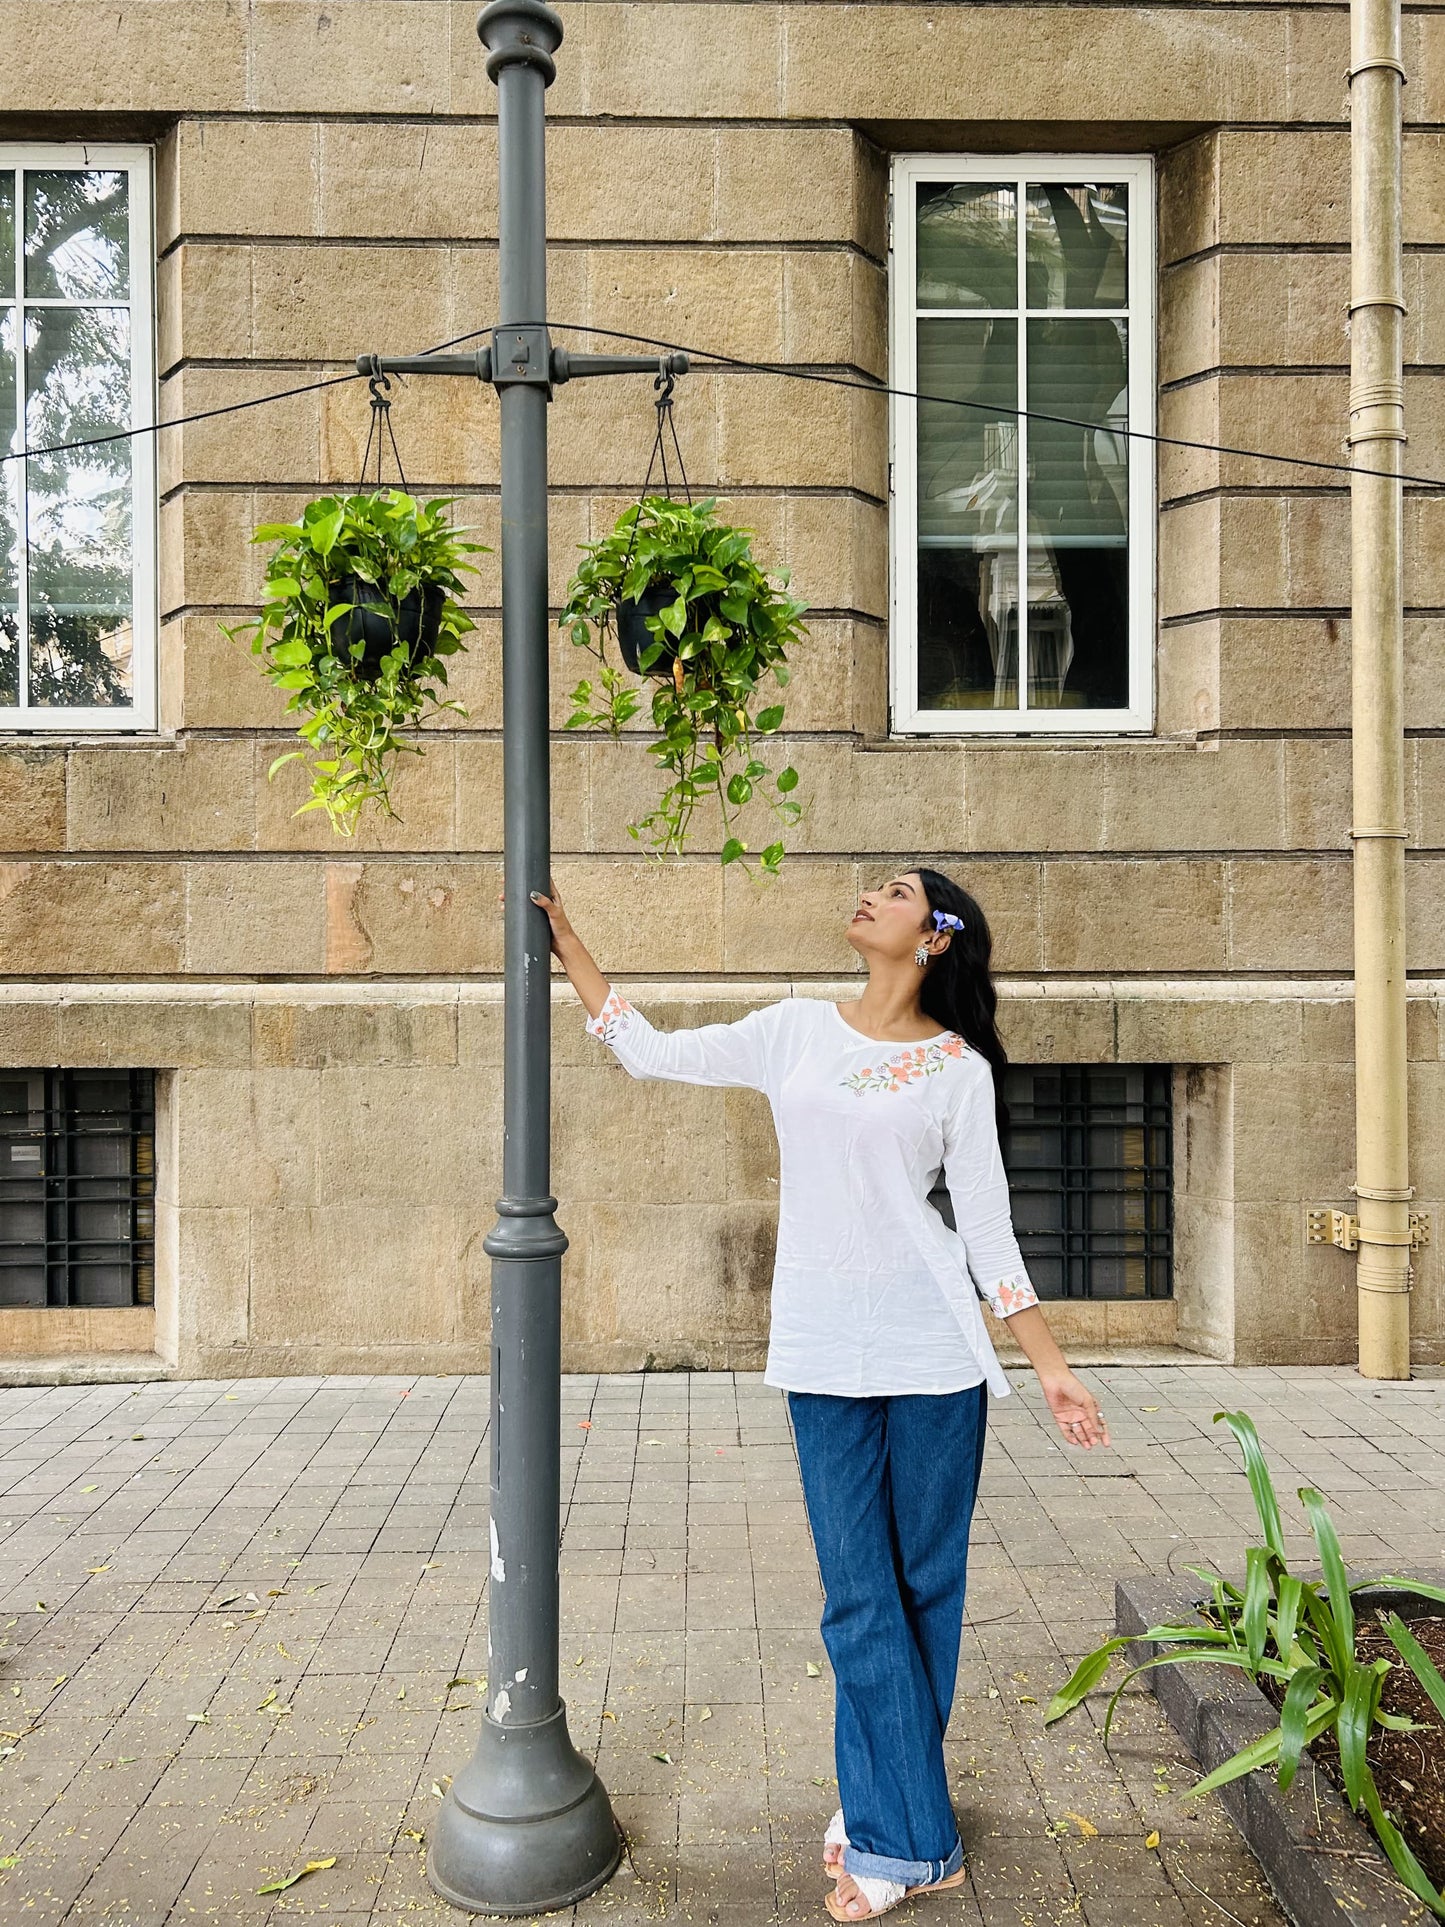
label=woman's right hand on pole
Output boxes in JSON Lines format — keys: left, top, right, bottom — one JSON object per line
{"left": 529, "top": 887, "right": 572, "bottom": 957}
{"left": 527, "top": 887, "right": 612, "bottom": 1018}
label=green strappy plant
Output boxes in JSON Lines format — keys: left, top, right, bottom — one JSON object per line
{"left": 560, "top": 495, "right": 806, "bottom": 876}
{"left": 226, "top": 488, "right": 485, "bottom": 834}
{"left": 1045, "top": 1409, "right": 1445, "bottom": 1917}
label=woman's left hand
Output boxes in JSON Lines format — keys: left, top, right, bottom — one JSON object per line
{"left": 1038, "top": 1369, "right": 1110, "bottom": 1450}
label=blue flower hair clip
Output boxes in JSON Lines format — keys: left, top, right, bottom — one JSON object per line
{"left": 932, "top": 910, "right": 965, "bottom": 934}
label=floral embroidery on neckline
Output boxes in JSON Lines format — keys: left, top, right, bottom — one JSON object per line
{"left": 841, "top": 1032, "right": 970, "bottom": 1095}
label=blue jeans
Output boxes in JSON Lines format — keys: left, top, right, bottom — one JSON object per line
{"left": 786, "top": 1382, "right": 988, "bottom": 1887}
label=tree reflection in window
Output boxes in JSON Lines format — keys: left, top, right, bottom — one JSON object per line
{"left": 2, "top": 168, "right": 134, "bottom": 710}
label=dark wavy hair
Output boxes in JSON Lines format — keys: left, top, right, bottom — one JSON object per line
{"left": 913, "top": 866, "right": 1011, "bottom": 1146}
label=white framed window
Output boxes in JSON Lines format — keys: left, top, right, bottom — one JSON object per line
{"left": 889, "top": 155, "right": 1155, "bottom": 733}
{"left": 0, "top": 146, "right": 155, "bottom": 731}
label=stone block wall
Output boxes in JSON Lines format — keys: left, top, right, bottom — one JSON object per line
{"left": 0, "top": 2, "right": 1442, "bottom": 1375}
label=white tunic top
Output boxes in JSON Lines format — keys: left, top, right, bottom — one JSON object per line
{"left": 585, "top": 990, "right": 1040, "bottom": 1399}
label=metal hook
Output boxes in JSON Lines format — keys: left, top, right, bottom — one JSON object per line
{"left": 653, "top": 361, "right": 677, "bottom": 410}
{"left": 365, "top": 353, "right": 393, "bottom": 410}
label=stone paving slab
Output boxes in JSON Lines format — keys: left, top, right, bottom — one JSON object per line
{"left": 0, "top": 1364, "right": 1441, "bottom": 1923}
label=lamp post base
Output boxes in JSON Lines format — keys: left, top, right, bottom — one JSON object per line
{"left": 426, "top": 1702, "right": 622, "bottom": 1916}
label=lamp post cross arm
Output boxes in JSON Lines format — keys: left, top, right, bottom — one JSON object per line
{"left": 355, "top": 342, "right": 689, "bottom": 392}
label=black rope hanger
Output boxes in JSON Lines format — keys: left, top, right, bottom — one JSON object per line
{"left": 359, "top": 356, "right": 408, "bottom": 491}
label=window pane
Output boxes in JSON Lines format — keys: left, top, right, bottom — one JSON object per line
{"left": 916, "top": 181, "right": 1016, "bottom": 309}
{"left": 1000, "top": 1066, "right": 1172, "bottom": 1299}
{"left": 1025, "top": 318, "right": 1129, "bottom": 710}
{"left": 0, "top": 311, "right": 17, "bottom": 705}
{"left": 0, "top": 174, "right": 13, "bottom": 300}
{"left": 916, "top": 317, "right": 1019, "bottom": 709}
{"left": 1, "top": 1070, "right": 155, "bottom": 1309}
{"left": 24, "top": 171, "right": 129, "bottom": 301}
{"left": 25, "top": 306, "right": 134, "bottom": 707}
{"left": 1025, "top": 183, "right": 1128, "bottom": 309}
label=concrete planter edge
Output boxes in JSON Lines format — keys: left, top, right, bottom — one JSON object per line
{"left": 1113, "top": 1572, "right": 1445, "bottom": 1927}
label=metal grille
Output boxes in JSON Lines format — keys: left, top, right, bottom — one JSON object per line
{"left": 0, "top": 1070, "right": 156, "bottom": 1309}
{"left": 1002, "top": 1065, "right": 1173, "bottom": 1299}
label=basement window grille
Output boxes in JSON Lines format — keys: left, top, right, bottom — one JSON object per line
{"left": 1002, "top": 1065, "right": 1172, "bottom": 1299}
{"left": 0, "top": 1070, "right": 156, "bottom": 1308}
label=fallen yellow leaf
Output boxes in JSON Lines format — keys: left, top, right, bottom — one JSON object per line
{"left": 1064, "top": 1812, "right": 1098, "bottom": 1839}
{"left": 256, "top": 1856, "right": 336, "bottom": 1896}
{"left": 1145, "top": 1830, "right": 1160, "bottom": 1850}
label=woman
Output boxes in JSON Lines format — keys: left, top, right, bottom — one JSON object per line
{"left": 532, "top": 866, "right": 1109, "bottom": 1923}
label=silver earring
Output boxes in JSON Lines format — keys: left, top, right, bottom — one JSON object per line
{"left": 915, "top": 944, "right": 929, "bottom": 968}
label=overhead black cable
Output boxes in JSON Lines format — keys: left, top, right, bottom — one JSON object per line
{"left": 1, "top": 316, "right": 1439, "bottom": 492}
{"left": 544, "top": 320, "right": 1445, "bottom": 494}
{"left": 0, "top": 327, "right": 495, "bottom": 470}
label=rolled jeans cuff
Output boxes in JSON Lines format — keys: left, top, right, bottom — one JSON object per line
{"left": 841, "top": 1834, "right": 965, "bottom": 1887}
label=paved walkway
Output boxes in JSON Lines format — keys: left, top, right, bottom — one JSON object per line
{"left": 1, "top": 1365, "right": 1442, "bottom": 1924}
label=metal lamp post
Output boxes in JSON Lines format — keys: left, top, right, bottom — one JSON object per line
{"left": 358, "top": 0, "right": 685, "bottom": 1911}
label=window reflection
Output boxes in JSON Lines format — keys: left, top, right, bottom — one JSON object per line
{"left": 0, "top": 174, "right": 13, "bottom": 301}
{"left": 3, "top": 164, "right": 136, "bottom": 714}
{"left": 1025, "top": 184, "right": 1127, "bottom": 310}
{"left": 916, "top": 181, "right": 1016, "bottom": 309}
{"left": 25, "top": 172, "right": 129, "bottom": 301}
{"left": 1026, "top": 317, "right": 1129, "bottom": 709}
{"left": 0, "top": 314, "right": 16, "bottom": 706}
{"left": 911, "top": 175, "right": 1134, "bottom": 717}
{"left": 916, "top": 318, "right": 1020, "bottom": 708}
{"left": 25, "top": 307, "right": 133, "bottom": 707}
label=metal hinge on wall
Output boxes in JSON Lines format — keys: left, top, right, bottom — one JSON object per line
{"left": 1306, "top": 1207, "right": 1431, "bottom": 1252}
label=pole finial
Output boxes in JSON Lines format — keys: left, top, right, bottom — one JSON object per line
{"left": 478, "top": 0, "right": 564, "bottom": 83}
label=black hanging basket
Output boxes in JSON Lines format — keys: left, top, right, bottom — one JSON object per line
{"left": 327, "top": 575, "right": 445, "bottom": 677}
{"left": 324, "top": 364, "right": 446, "bottom": 678}
{"left": 616, "top": 581, "right": 683, "bottom": 678}
{"left": 613, "top": 366, "right": 694, "bottom": 680}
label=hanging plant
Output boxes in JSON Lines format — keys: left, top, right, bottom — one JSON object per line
{"left": 224, "top": 488, "right": 486, "bottom": 834}
{"left": 560, "top": 494, "right": 806, "bottom": 875}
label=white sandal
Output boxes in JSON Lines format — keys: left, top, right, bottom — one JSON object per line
{"left": 824, "top": 1865, "right": 968, "bottom": 1922}
{"left": 821, "top": 1807, "right": 849, "bottom": 1876}
{"left": 825, "top": 1871, "right": 907, "bottom": 1920}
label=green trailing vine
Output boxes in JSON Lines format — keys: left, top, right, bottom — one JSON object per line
{"left": 560, "top": 495, "right": 806, "bottom": 875}
{"left": 225, "top": 489, "right": 486, "bottom": 835}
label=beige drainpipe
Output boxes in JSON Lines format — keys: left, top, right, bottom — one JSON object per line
{"left": 1349, "top": 0, "right": 1412, "bottom": 1377}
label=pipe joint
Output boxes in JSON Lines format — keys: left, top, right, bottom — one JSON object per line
{"left": 1356, "top": 1265, "right": 1414, "bottom": 1293}
{"left": 1349, "top": 378, "right": 1405, "bottom": 409}
{"left": 1347, "top": 55, "right": 1407, "bottom": 80}
{"left": 478, "top": 0, "right": 564, "bottom": 82}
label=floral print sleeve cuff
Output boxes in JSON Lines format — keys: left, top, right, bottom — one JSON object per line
{"left": 980, "top": 1273, "right": 1040, "bottom": 1318}
{"left": 586, "top": 991, "right": 635, "bottom": 1048}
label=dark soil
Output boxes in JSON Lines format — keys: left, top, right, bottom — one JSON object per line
{"left": 1261, "top": 1612, "right": 1445, "bottom": 1893}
